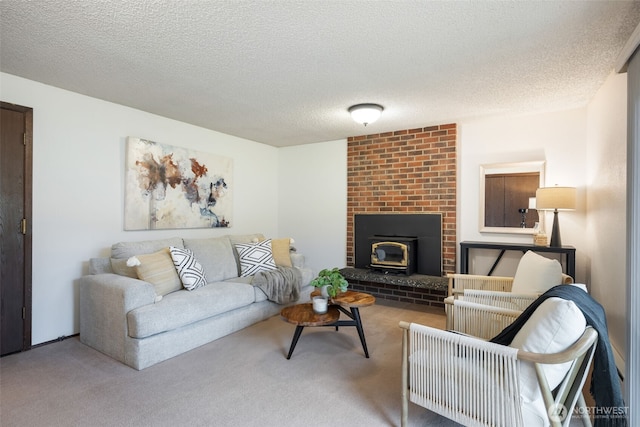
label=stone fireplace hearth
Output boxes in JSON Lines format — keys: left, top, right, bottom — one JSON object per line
{"left": 340, "top": 267, "right": 448, "bottom": 308}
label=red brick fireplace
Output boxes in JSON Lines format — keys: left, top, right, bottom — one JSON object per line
{"left": 346, "top": 123, "right": 457, "bottom": 276}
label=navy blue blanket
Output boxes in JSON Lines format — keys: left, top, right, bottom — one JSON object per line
{"left": 490, "top": 285, "right": 626, "bottom": 427}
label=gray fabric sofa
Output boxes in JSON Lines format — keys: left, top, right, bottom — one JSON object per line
{"left": 79, "top": 233, "right": 313, "bottom": 370}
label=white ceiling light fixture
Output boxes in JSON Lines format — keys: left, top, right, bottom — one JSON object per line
{"left": 348, "top": 103, "right": 384, "bottom": 126}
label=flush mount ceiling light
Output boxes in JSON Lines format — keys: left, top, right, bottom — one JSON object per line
{"left": 348, "top": 103, "right": 384, "bottom": 126}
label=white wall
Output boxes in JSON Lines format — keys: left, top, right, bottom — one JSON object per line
{"left": 456, "top": 71, "right": 628, "bottom": 366}
{"left": 457, "top": 108, "right": 588, "bottom": 280}
{"left": 1, "top": 73, "right": 281, "bottom": 345}
{"left": 277, "top": 140, "right": 348, "bottom": 274}
{"left": 2, "top": 70, "right": 628, "bottom": 364}
{"left": 585, "top": 70, "right": 628, "bottom": 365}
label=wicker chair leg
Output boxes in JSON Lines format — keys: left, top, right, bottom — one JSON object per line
{"left": 577, "top": 393, "right": 593, "bottom": 427}
{"left": 401, "top": 325, "right": 409, "bottom": 427}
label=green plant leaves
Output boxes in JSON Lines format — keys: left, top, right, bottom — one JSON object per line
{"left": 310, "top": 267, "right": 348, "bottom": 296}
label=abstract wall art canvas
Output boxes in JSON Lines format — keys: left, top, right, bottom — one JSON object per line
{"left": 124, "top": 137, "right": 233, "bottom": 230}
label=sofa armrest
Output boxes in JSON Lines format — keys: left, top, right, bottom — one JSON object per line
{"left": 89, "top": 257, "right": 113, "bottom": 274}
{"left": 79, "top": 273, "right": 156, "bottom": 363}
{"left": 289, "top": 253, "right": 314, "bottom": 287}
{"left": 290, "top": 253, "right": 305, "bottom": 269}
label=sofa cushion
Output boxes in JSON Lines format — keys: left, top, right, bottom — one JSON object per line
{"left": 224, "top": 276, "right": 269, "bottom": 302}
{"left": 271, "top": 238, "right": 293, "bottom": 267}
{"left": 111, "top": 237, "right": 184, "bottom": 259}
{"left": 228, "top": 233, "right": 265, "bottom": 246}
{"left": 169, "top": 246, "right": 207, "bottom": 291}
{"left": 511, "top": 251, "right": 563, "bottom": 294}
{"left": 131, "top": 248, "right": 183, "bottom": 297}
{"left": 127, "top": 281, "right": 256, "bottom": 339}
{"left": 509, "top": 297, "right": 586, "bottom": 403}
{"left": 183, "top": 236, "right": 238, "bottom": 282}
{"left": 235, "top": 239, "right": 277, "bottom": 277}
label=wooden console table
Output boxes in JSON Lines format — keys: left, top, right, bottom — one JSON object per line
{"left": 460, "top": 241, "right": 576, "bottom": 278}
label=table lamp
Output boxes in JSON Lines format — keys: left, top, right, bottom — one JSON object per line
{"left": 535, "top": 186, "right": 576, "bottom": 247}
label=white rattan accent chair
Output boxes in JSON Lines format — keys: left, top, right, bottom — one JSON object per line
{"left": 401, "top": 298, "right": 597, "bottom": 427}
{"left": 450, "top": 298, "right": 524, "bottom": 339}
{"left": 445, "top": 251, "right": 574, "bottom": 329}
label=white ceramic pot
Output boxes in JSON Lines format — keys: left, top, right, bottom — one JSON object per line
{"left": 320, "top": 285, "right": 331, "bottom": 298}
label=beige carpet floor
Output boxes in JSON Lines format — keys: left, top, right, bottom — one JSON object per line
{"left": 0, "top": 300, "right": 589, "bottom": 427}
{"left": 1, "top": 300, "right": 462, "bottom": 427}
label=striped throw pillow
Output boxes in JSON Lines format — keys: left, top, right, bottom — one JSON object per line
{"left": 235, "top": 239, "right": 277, "bottom": 277}
{"left": 169, "top": 246, "right": 207, "bottom": 290}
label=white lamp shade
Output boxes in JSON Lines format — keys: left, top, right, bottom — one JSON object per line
{"left": 349, "top": 104, "right": 383, "bottom": 125}
{"left": 535, "top": 187, "right": 576, "bottom": 210}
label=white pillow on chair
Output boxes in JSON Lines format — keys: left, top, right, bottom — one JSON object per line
{"left": 509, "top": 297, "right": 586, "bottom": 403}
{"left": 511, "top": 251, "right": 563, "bottom": 294}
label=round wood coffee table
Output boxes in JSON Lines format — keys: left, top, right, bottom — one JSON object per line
{"left": 280, "top": 303, "right": 339, "bottom": 359}
{"left": 281, "top": 290, "right": 376, "bottom": 359}
{"left": 327, "top": 290, "right": 375, "bottom": 358}
{"left": 330, "top": 290, "right": 376, "bottom": 308}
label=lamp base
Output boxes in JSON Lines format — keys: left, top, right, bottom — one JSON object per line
{"left": 549, "top": 210, "right": 562, "bottom": 247}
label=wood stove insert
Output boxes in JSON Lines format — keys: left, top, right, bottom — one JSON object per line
{"left": 354, "top": 213, "right": 442, "bottom": 277}
{"left": 369, "top": 236, "right": 417, "bottom": 275}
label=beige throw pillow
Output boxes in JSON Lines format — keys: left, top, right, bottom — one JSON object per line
{"left": 132, "top": 248, "right": 182, "bottom": 296}
{"left": 271, "top": 238, "right": 293, "bottom": 268}
{"left": 110, "top": 258, "right": 138, "bottom": 278}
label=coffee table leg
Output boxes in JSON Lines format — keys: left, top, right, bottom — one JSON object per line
{"left": 286, "top": 325, "right": 305, "bottom": 359}
{"left": 351, "top": 308, "right": 370, "bottom": 358}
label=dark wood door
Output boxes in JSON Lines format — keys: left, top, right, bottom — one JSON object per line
{"left": 1, "top": 102, "right": 32, "bottom": 356}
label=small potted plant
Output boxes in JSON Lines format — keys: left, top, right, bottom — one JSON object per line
{"left": 310, "top": 268, "right": 349, "bottom": 298}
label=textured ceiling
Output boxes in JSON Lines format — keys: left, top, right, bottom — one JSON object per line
{"left": 1, "top": 1, "right": 639, "bottom": 147}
